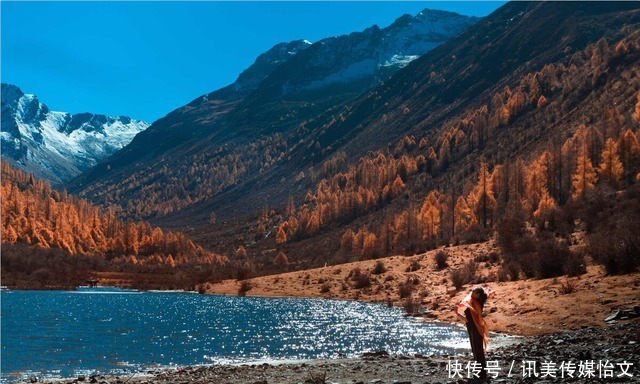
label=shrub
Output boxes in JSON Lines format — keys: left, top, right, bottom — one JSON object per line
{"left": 559, "top": 278, "right": 576, "bottom": 294}
{"left": 513, "top": 234, "right": 537, "bottom": 255}
{"left": 498, "top": 259, "right": 520, "bottom": 282}
{"left": 589, "top": 215, "right": 640, "bottom": 275}
{"left": 450, "top": 261, "right": 478, "bottom": 290}
{"left": 435, "top": 250, "right": 449, "bottom": 270}
{"left": 535, "top": 237, "right": 572, "bottom": 279}
{"left": 497, "top": 270, "right": 508, "bottom": 283}
{"left": 450, "top": 268, "right": 468, "bottom": 291}
{"left": 487, "top": 252, "right": 500, "bottom": 263}
{"left": 406, "top": 259, "right": 421, "bottom": 272}
{"left": 517, "top": 252, "right": 537, "bottom": 279}
{"left": 398, "top": 281, "right": 414, "bottom": 299}
{"left": 474, "top": 252, "right": 499, "bottom": 264}
{"left": 320, "top": 283, "right": 331, "bottom": 293}
{"left": 581, "top": 194, "right": 608, "bottom": 233}
{"left": 238, "top": 281, "right": 252, "bottom": 296}
{"left": 371, "top": 260, "right": 387, "bottom": 275}
{"left": 402, "top": 296, "right": 420, "bottom": 314}
{"left": 404, "top": 241, "right": 426, "bottom": 256}
{"left": 496, "top": 215, "right": 525, "bottom": 252}
{"left": 465, "top": 261, "right": 478, "bottom": 278}
{"left": 350, "top": 268, "right": 372, "bottom": 289}
{"left": 31, "top": 268, "right": 51, "bottom": 287}
{"left": 368, "top": 247, "right": 384, "bottom": 260}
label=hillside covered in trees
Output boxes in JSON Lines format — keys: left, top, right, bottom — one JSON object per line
{"left": 275, "top": 30, "right": 640, "bottom": 256}
{"left": 56, "top": 2, "right": 640, "bottom": 283}
{"left": 189, "top": 2, "right": 640, "bottom": 278}
{"left": 1, "top": 163, "right": 229, "bottom": 289}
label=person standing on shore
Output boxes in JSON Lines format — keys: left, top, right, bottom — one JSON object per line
{"left": 455, "top": 285, "right": 494, "bottom": 382}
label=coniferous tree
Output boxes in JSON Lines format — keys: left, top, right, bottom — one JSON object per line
{"left": 286, "top": 196, "right": 296, "bottom": 217}
{"left": 340, "top": 228, "right": 355, "bottom": 254}
{"left": 420, "top": 191, "right": 441, "bottom": 240}
{"left": 572, "top": 144, "right": 598, "bottom": 200}
{"left": 533, "top": 191, "right": 558, "bottom": 229}
{"left": 454, "top": 197, "right": 476, "bottom": 234}
{"left": 633, "top": 92, "right": 640, "bottom": 126}
{"left": 273, "top": 252, "right": 289, "bottom": 268}
{"left": 598, "top": 138, "right": 624, "bottom": 187}
{"left": 469, "top": 161, "right": 496, "bottom": 228}
{"left": 619, "top": 129, "right": 639, "bottom": 182}
{"left": 276, "top": 225, "right": 287, "bottom": 244}
{"left": 236, "top": 246, "right": 248, "bottom": 259}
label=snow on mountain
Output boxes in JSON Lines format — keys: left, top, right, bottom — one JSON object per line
{"left": 1, "top": 83, "right": 149, "bottom": 184}
{"left": 193, "top": 9, "right": 477, "bottom": 105}
{"left": 310, "top": 9, "right": 478, "bottom": 89}
{"left": 250, "top": 9, "right": 479, "bottom": 100}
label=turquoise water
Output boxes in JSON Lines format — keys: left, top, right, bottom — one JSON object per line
{"left": 1, "top": 287, "right": 470, "bottom": 382}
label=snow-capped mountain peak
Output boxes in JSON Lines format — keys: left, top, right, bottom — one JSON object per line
{"left": 1, "top": 83, "right": 149, "bottom": 184}
{"left": 250, "top": 8, "right": 480, "bottom": 99}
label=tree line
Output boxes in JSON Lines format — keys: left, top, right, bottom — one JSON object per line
{"left": 1, "top": 163, "right": 229, "bottom": 288}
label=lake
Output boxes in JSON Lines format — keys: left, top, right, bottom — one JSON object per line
{"left": 1, "top": 287, "right": 471, "bottom": 382}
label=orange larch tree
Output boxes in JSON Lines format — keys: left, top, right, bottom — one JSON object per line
{"left": 598, "top": 138, "right": 624, "bottom": 187}
{"left": 572, "top": 143, "right": 598, "bottom": 200}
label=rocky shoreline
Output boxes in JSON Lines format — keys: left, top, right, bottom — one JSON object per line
{"left": 33, "top": 318, "right": 639, "bottom": 384}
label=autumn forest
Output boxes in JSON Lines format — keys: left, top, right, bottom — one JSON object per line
{"left": 2, "top": 3, "right": 640, "bottom": 290}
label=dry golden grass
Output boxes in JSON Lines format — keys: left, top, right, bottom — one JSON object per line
{"left": 205, "top": 240, "right": 640, "bottom": 336}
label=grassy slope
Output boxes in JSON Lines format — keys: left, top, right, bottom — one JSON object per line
{"left": 204, "top": 239, "right": 640, "bottom": 337}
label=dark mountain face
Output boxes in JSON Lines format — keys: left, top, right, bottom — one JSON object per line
{"left": 246, "top": 10, "right": 478, "bottom": 104}
{"left": 67, "top": 8, "right": 478, "bottom": 212}
{"left": 1, "top": 85, "right": 28, "bottom": 161}
{"left": 299, "top": 2, "right": 640, "bottom": 161}
{"left": 0, "top": 83, "right": 149, "bottom": 184}
{"left": 233, "top": 40, "right": 313, "bottom": 94}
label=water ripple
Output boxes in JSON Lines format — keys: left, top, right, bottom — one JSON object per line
{"left": 1, "top": 288, "right": 470, "bottom": 383}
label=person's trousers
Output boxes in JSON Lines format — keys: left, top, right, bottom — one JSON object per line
{"left": 467, "top": 324, "right": 487, "bottom": 379}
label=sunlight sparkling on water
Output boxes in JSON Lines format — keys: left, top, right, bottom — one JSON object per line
{"left": 1, "top": 288, "right": 470, "bottom": 383}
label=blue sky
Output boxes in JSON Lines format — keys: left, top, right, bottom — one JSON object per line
{"left": 2, "top": 2, "right": 504, "bottom": 123}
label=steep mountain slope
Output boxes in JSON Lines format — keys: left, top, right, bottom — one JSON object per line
{"left": 67, "top": 9, "right": 478, "bottom": 215}
{"left": 182, "top": 1, "right": 640, "bottom": 271}
{"left": 170, "top": 1, "right": 640, "bottom": 222}
{"left": 68, "top": 2, "right": 640, "bottom": 276}
{"left": 246, "top": 9, "right": 478, "bottom": 103}
{"left": 1, "top": 84, "right": 149, "bottom": 184}
{"left": 298, "top": 2, "right": 640, "bottom": 160}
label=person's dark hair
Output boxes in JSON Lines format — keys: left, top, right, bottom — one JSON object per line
{"left": 473, "top": 287, "right": 488, "bottom": 308}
